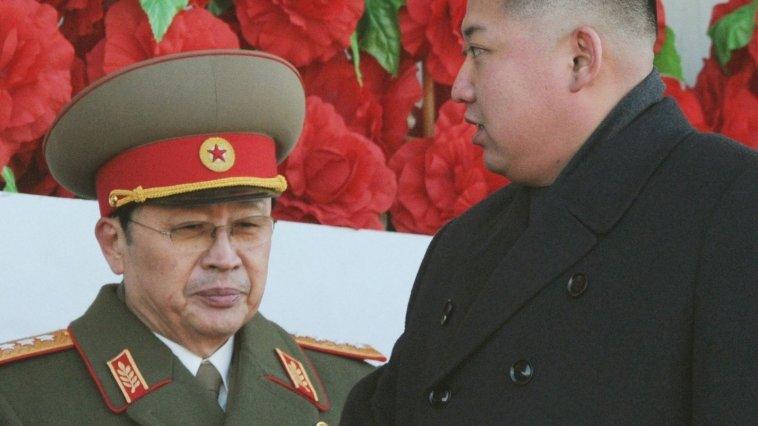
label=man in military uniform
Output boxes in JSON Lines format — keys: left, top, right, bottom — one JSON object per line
{"left": 0, "top": 50, "right": 383, "bottom": 425}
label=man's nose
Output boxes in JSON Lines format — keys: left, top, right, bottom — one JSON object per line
{"left": 451, "top": 60, "right": 475, "bottom": 104}
{"left": 201, "top": 228, "right": 242, "bottom": 270}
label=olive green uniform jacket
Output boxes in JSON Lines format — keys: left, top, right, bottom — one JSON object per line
{"left": 0, "top": 284, "right": 375, "bottom": 425}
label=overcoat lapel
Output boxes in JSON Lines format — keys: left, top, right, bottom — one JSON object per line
{"left": 69, "top": 284, "right": 224, "bottom": 425}
{"left": 429, "top": 196, "right": 597, "bottom": 386}
{"left": 427, "top": 79, "right": 694, "bottom": 386}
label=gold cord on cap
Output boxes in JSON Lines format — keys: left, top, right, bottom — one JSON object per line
{"left": 108, "top": 176, "right": 288, "bottom": 208}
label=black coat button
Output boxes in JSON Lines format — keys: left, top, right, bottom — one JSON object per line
{"left": 567, "top": 273, "right": 588, "bottom": 298}
{"left": 428, "top": 387, "right": 452, "bottom": 407}
{"left": 440, "top": 299, "right": 454, "bottom": 325}
{"left": 509, "top": 360, "right": 534, "bottom": 385}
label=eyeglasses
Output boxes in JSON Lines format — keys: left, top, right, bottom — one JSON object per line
{"left": 127, "top": 215, "right": 274, "bottom": 253}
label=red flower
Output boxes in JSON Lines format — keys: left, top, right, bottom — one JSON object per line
{"left": 70, "top": 55, "right": 89, "bottom": 97}
{"left": 694, "top": 0, "right": 758, "bottom": 150}
{"left": 662, "top": 76, "right": 710, "bottom": 132}
{"left": 273, "top": 96, "right": 397, "bottom": 230}
{"left": 696, "top": 56, "right": 757, "bottom": 148}
{"left": 300, "top": 53, "right": 422, "bottom": 159}
{"left": 87, "top": 0, "right": 239, "bottom": 80}
{"left": 400, "top": 0, "right": 466, "bottom": 85}
{"left": 654, "top": 0, "right": 667, "bottom": 54}
{"left": 716, "top": 66, "right": 757, "bottom": 148}
{"left": 44, "top": 0, "right": 104, "bottom": 38}
{"left": 235, "top": 0, "right": 364, "bottom": 67}
{"left": 695, "top": 56, "right": 726, "bottom": 126}
{"left": 709, "top": 0, "right": 753, "bottom": 26}
{"left": 0, "top": 0, "right": 74, "bottom": 167}
{"left": 390, "top": 101, "right": 509, "bottom": 235}
{"left": 10, "top": 143, "right": 74, "bottom": 197}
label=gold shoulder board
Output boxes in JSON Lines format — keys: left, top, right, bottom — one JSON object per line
{"left": 294, "top": 336, "right": 387, "bottom": 362}
{"left": 0, "top": 329, "right": 73, "bottom": 366}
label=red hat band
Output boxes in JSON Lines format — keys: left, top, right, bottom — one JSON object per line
{"left": 95, "top": 133, "right": 284, "bottom": 216}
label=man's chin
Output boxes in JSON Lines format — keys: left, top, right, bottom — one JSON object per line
{"left": 482, "top": 154, "right": 508, "bottom": 178}
{"left": 187, "top": 306, "right": 253, "bottom": 338}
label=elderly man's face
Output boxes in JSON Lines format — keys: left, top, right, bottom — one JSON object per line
{"left": 116, "top": 199, "right": 272, "bottom": 353}
{"left": 452, "top": 0, "right": 573, "bottom": 186}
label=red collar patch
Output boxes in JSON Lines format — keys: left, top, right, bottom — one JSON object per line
{"left": 274, "top": 348, "right": 319, "bottom": 404}
{"left": 106, "top": 349, "right": 150, "bottom": 404}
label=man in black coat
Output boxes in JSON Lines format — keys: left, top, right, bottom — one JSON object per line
{"left": 342, "top": 0, "right": 757, "bottom": 424}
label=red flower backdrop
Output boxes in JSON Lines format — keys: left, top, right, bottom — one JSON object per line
{"left": 694, "top": 0, "right": 758, "bottom": 148}
{"left": 390, "top": 101, "right": 508, "bottom": 234}
{"left": 300, "top": 53, "right": 422, "bottom": 159}
{"left": 0, "top": 0, "right": 73, "bottom": 175}
{"left": 87, "top": 0, "right": 239, "bottom": 81}
{"left": 400, "top": 0, "right": 466, "bottom": 86}
{"left": 235, "top": 0, "right": 364, "bottom": 67}
{"left": 0, "top": 0, "right": 755, "bottom": 234}
{"left": 274, "top": 96, "right": 396, "bottom": 230}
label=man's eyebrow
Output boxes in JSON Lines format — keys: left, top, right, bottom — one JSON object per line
{"left": 462, "top": 24, "right": 485, "bottom": 39}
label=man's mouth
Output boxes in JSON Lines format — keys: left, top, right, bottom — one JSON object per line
{"left": 194, "top": 287, "right": 244, "bottom": 308}
{"left": 466, "top": 118, "right": 486, "bottom": 146}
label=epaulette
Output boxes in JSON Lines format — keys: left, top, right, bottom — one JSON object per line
{"left": 294, "top": 335, "right": 387, "bottom": 362}
{"left": 0, "top": 329, "right": 73, "bottom": 366}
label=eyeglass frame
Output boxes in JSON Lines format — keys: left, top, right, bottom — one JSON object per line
{"left": 126, "top": 215, "right": 275, "bottom": 252}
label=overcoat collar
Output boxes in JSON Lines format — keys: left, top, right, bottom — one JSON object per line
{"left": 69, "top": 284, "right": 330, "bottom": 424}
{"left": 550, "top": 70, "right": 695, "bottom": 234}
{"left": 427, "top": 71, "right": 695, "bottom": 387}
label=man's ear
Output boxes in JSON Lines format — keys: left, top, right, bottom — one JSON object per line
{"left": 95, "top": 217, "right": 126, "bottom": 275}
{"left": 569, "top": 26, "right": 603, "bottom": 92}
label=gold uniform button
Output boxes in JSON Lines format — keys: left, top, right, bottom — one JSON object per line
{"left": 315, "top": 422, "right": 328, "bottom": 426}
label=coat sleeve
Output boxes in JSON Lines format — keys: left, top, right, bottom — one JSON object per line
{"left": 341, "top": 225, "right": 447, "bottom": 425}
{"left": 692, "top": 163, "right": 758, "bottom": 424}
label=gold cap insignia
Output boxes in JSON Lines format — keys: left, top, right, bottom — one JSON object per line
{"left": 200, "top": 137, "right": 236, "bottom": 172}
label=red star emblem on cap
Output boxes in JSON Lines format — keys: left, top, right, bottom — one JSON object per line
{"left": 208, "top": 144, "right": 227, "bottom": 162}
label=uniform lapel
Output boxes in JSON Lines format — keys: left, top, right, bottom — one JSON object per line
{"left": 427, "top": 79, "right": 694, "bottom": 386}
{"left": 223, "top": 314, "right": 328, "bottom": 424}
{"left": 69, "top": 284, "right": 224, "bottom": 425}
{"left": 124, "top": 362, "right": 224, "bottom": 425}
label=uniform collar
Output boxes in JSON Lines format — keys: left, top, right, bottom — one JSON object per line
{"left": 153, "top": 332, "right": 234, "bottom": 410}
{"left": 152, "top": 333, "right": 234, "bottom": 390}
{"left": 69, "top": 284, "right": 225, "bottom": 423}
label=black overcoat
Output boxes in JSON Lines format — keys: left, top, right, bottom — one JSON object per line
{"left": 342, "top": 74, "right": 758, "bottom": 425}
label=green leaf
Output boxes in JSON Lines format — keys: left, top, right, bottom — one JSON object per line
{"left": 207, "top": 0, "right": 232, "bottom": 16}
{"left": 654, "top": 26, "right": 684, "bottom": 81}
{"left": 708, "top": 0, "right": 758, "bottom": 68}
{"left": 350, "top": 32, "right": 364, "bottom": 86}
{"left": 139, "top": 0, "right": 188, "bottom": 42}
{"left": 389, "top": 0, "right": 406, "bottom": 9}
{"left": 358, "top": 0, "right": 403, "bottom": 76}
{"left": 2, "top": 167, "right": 17, "bottom": 193}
